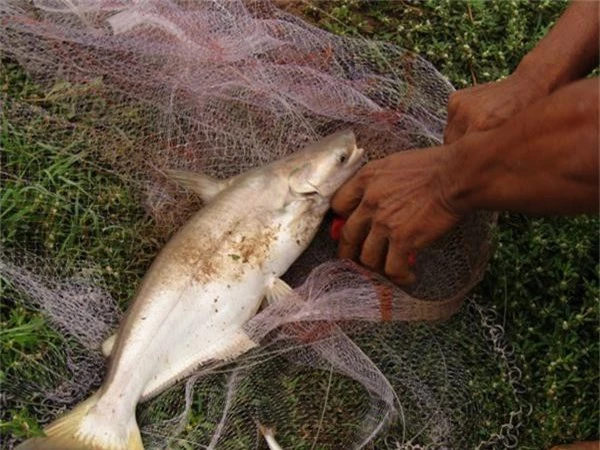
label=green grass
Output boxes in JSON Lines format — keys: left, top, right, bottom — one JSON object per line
{"left": 1, "top": 61, "right": 159, "bottom": 294}
{"left": 479, "top": 215, "right": 599, "bottom": 447}
{"left": 1, "top": 1, "right": 598, "bottom": 449}
{"left": 305, "top": 0, "right": 567, "bottom": 86}
{"left": 1, "top": 60, "right": 160, "bottom": 443}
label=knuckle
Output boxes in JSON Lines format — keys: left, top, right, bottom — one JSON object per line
{"left": 389, "top": 226, "right": 408, "bottom": 244}
{"left": 471, "top": 116, "right": 489, "bottom": 129}
{"left": 361, "top": 195, "right": 378, "bottom": 211}
{"left": 443, "top": 126, "right": 454, "bottom": 144}
{"left": 447, "top": 92, "right": 461, "bottom": 112}
{"left": 371, "top": 215, "right": 390, "bottom": 233}
{"left": 358, "top": 163, "right": 375, "bottom": 179}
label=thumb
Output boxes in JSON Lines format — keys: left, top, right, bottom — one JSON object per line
{"left": 331, "top": 174, "right": 365, "bottom": 218}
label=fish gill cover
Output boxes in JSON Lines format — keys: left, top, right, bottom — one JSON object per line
{"left": 1, "top": 1, "right": 524, "bottom": 448}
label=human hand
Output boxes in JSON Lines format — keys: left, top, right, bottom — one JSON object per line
{"left": 330, "top": 146, "right": 462, "bottom": 285}
{"left": 444, "top": 71, "right": 549, "bottom": 144}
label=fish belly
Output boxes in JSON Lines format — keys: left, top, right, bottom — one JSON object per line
{"left": 96, "top": 197, "right": 300, "bottom": 418}
{"left": 138, "top": 277, "right": 264, "bottom": 399}
{"left": 96, "top": 270, "right": 267, "bottom": 417}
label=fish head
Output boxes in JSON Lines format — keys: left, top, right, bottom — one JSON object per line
{"left": 285, "top": 129, "right": 364, "bottom": 205}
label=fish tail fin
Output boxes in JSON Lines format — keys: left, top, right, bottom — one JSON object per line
{"left": 15, "top": 392, "right": 144, "bottom": 450}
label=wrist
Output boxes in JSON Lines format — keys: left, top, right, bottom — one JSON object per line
{"left": 436, "top": 131, "right": 503, "bottom": 215}
{"left": 515, "top": 0, "right": 600, "bottom": 96}
{"left": 434, "top": 141, "right": 475, "bottom": 217}
{"left": 513, "top": 54, "right": 555, "bottom": 97}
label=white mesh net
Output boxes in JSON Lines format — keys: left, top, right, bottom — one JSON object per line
{"left": 1, "top": 1, "right": 525, "bottom": 448}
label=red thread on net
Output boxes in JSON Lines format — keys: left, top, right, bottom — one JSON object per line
{"left": 354, "top": 264, "right": 394, "bottom": 322}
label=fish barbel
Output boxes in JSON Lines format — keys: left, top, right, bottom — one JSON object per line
{"left": 16, "top": 130, "right": 364, "bottom": 450}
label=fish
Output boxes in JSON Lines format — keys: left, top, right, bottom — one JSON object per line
{"left": 16, "top": 129, "right": 364, "bottom": 450}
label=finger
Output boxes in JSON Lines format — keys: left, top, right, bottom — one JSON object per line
{"left": 359, "top": 227, "right": 389, "bottom": 273}
{"left": 466, "top": 115, "right": 502, "bottom": 135}
{"left": 384, "top": 243, "right": 416, "bottom": 286}
{"left": 446, "top": 91, "right": 460, "bottom": 119}
{"left": 338, "top": 207, "right": 371, "bottom": 260}
{"left": 330, "top": 172, "right": 365, "bottom": 218}
{"left": 443, "top": 121, "right": 466, "bottom": 145}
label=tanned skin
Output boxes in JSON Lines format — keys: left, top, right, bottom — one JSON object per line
{"left": 332, "top": 4, "right": 599, "bottom": 447}
{"left": 332, "top": 0, "right": 599, "bottom": 286}
{"left": 444, "top": 0, "right": 600, "bottom": 144}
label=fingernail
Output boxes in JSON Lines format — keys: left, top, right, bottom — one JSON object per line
{"left": 330, "top": 217, "right": 346, "bottom": 241}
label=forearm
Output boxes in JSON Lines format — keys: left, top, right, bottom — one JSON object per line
{"left": 516, "top": 0, "right": 599, "bottom": 94}
{"left": 444, "top": 78, "right": 599, "bottom": 215}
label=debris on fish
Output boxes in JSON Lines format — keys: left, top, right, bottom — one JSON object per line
{"left": 258, "top": 422, "right": 285, "bottom": 450}
{"left": 16, "top": 130, "right": 364, "bottom": 450}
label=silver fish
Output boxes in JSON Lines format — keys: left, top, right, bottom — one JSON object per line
{"left": 17, "top": 130, "right": 364, "bottom": 450}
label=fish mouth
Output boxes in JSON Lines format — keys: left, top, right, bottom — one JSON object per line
{"left": 319, "top": 143, "right": 365, "bottom": 199}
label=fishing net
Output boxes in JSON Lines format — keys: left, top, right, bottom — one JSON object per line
{"left": 1, "top": 1, "right": 526, "bottom": 448}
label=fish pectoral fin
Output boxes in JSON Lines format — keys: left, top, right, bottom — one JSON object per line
{"left": 265, "top": 278, "right": 294, "bottom": 305}
{"left": 101, "top": 332, "right": 117, "bottom": 358}
{"left": 165, "top": 170, "right": 232, "bottom": 202}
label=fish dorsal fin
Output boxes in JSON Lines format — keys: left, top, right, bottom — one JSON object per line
{"left": 165, "top": 169, "right": 232, "bottom": 202}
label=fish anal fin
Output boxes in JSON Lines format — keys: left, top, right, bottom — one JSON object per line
{"left": 140, "top": 329, "right": 257, "bottom": 400}
{"left": 165, "top": 169, "right": 231, "bottom": 202}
